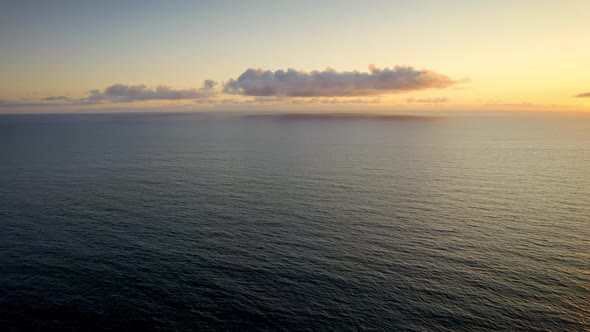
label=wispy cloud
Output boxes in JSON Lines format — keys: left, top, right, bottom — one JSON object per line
{"left": 200, "top": 96, "right": 380, "bottom": 105}
{"left": 247, "top": 113, "right": 444, "bottom": 121}
{"left": 42, "top": 96, "right": 71, "bottom": 101}
{"left": 406, "top": 97, "right": 448, "bottom": 103}
{"left": 224, "top": 65, "right": 457, "bottom": 97}
{"left": 0, "top": 100, "right": 54, "bottom": 107}
{"left": 575, "top": 92, "right": 590, "bottom": 98}
{"left": 79, "top": 80, "right": 217, "bottom": 104}
{"left": 289, "top": 97, "right": 381, "bottom": 104}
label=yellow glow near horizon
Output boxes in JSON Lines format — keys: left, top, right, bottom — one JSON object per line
{"left": 1, "top": 1, "right": 589, "bottom": 112}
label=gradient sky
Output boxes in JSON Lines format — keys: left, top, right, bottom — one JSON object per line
{"left": 1, "top": 0, "right": 589, "bottom": 112}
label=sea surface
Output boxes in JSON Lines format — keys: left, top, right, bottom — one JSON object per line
{"left": 1, "top": 111, "right": 589, "bottom": 331}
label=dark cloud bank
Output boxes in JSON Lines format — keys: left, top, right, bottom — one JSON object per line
{"left": 576, "top": 92, "right": 590, "bottom": 98}
{"left": 224, "top": 65, "right": 457, "bottom": 97}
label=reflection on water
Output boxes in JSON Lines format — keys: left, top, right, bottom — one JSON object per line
{"left": 0, "top": 111, "right": 589, "bottom": 330}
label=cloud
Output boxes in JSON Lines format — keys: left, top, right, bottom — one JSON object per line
{"left": 202, "top": 80, "right": 217, "bottom": 90}
{"left": 79, "top": 80, "right": 217, "bottom": 103}
{"left": 43, "top": 95, "right": 71, "bottom": 101}
{"left": 406, "top": 97, "right": 448, "bottom": 103}
{"left": 1, "top": 81, "right": 219, "bottom": 108}
{"left": 0, "top": 100, "right": 52, "bottom": 107}
{"left": 575, "top": 92, "right": 590, "bottom": 98}
{"left": 290, "top": 97, "right": 381, "bottom": 104}
{"left": 248, "top": 113, "right": 444, "bottom": 121}
{"left": 199, "top": 96, "right": 381, "bottom": 105}
{"left": 224, "top": 65, "right": 457, "bottom": 97}
{"left": 251, "top": 96, "right": 381, "bottom": 104}
{"left": 194, "top": 98, "right": 220, "bottom": 104}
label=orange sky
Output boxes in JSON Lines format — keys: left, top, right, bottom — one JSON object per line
{"left": 1, "top": 1, "right": 589, "bottom": 113}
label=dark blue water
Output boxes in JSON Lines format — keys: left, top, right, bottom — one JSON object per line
{"left": 1, "top": 112, "right": 589, "bottom": 331}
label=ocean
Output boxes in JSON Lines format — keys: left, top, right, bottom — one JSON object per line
{"left": 1, "top": 111, "right": 589, "bottom": 331}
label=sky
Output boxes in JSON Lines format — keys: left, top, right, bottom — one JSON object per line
{"left": 1, "top": 0, "right": 589, "bottom": 113}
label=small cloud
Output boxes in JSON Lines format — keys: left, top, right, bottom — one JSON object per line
{"left": 203, "top": 80, "right": 217, "bottom": 90}
{"left": 0, "top": 100, "right": 51, "bottom": 107}
{"left": 194, "top": 98, "right": 220, "bottom": 104}
{"left": 204, "top": 96, "right": 381, "bottom": 105}
{"left": 406, "top": 97, "right": 448, "bottom": 103}
{"left": 290, "top": 97, "right": 380, "bottom": 104}
{"left": 221, "top": 98, "right": 242, "bottom": 104}
{"left": 575, "top": 92, "right": 590, "bottom": 98}
{"left": 224, "top": 65, "right": 457, "bottom": 97}
{"left": 484, "top": 101, "right": 534, "bottom": 107}
{"left": 249, "top": 113, "right": 444, "bottom": 121}
{"left": 42, "top": 96, "right": 71, "bottom": 101}
{"left": 79, "top": 80, "right": 217, "bottom": 104}
{"left": 1, "top": 81, "right": 219, "bottom": 108}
